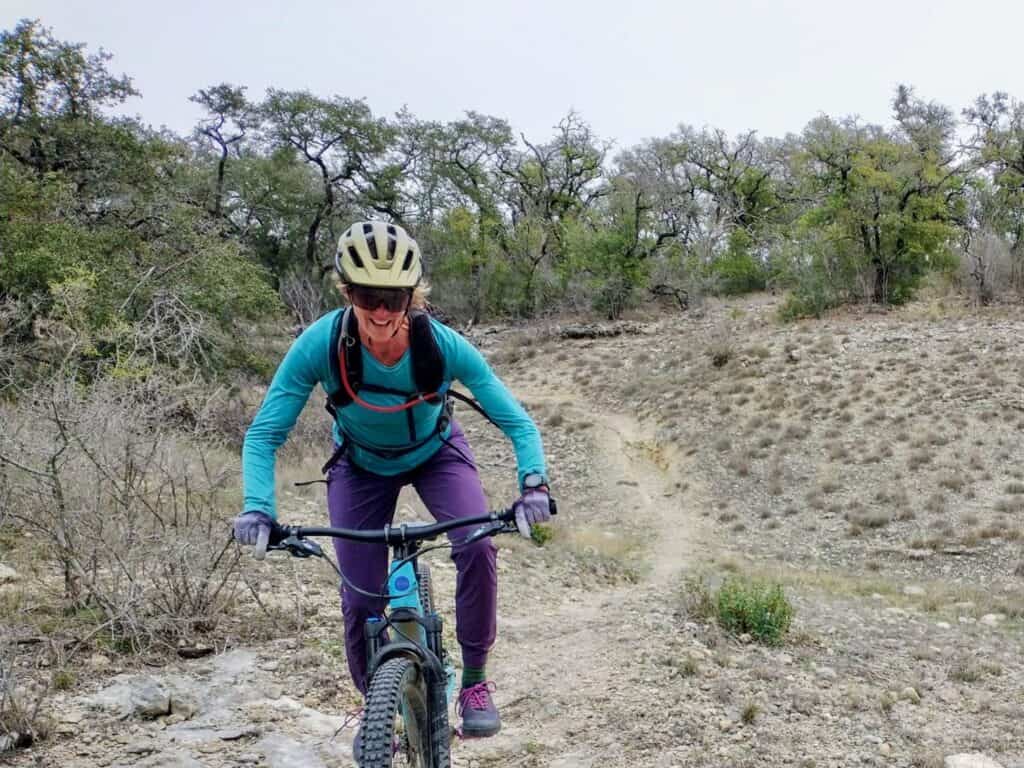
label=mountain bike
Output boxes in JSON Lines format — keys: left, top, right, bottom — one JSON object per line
{"left": 254, "top": 503, "right": 550, "bottom": 767}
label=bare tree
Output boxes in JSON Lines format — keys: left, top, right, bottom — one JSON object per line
{"left": 190, "top": 84, "right": 255, "bottom": 219}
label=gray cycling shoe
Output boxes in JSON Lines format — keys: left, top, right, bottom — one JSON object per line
{"left": 457, "top": 681, "right": 501, "bottom": 738}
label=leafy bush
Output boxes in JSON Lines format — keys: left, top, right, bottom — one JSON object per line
{"left": 530, "top": 523, "right": 554, "bottom": 547}
{"left": 711, "top": 231, "right": 768, "bottom": 295}
{"left": 715, "top": 576, "right": 794, "bottom": 645}
{"left": 775, "top": 258, "right": 844, "bottom": 321}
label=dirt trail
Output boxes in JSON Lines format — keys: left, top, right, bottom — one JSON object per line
{"left": 515, "top": 383, "right": 711, "bottom": 581}
{"left": 596, "top": 411, "right": 707, "bottom": 583}
{"left": 452, "top": 387, "right": 714, "bottom": 767}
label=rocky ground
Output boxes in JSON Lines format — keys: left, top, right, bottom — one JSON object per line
{"left": 3, "top": 293, "right": 1023, "bottom": 767}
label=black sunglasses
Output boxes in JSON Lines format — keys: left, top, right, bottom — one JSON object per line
{"left": 348, "top": 285, "right": 412, "bottom": 312}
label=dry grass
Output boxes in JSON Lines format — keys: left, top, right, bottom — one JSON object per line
{"left": 936, "top": 468, "right": 968, "bottom": 493}
{"left": 728, "top": 451, "right": 753, "bottom": 478}
{"left": 846, "top": 511, "right": 892, "bottom": 530}
{"left": 1, "top": 377, "right": 246, "bottom": 654}
{"left": 817, "top": 475, "right": 842, "bottom": 495}
{"left": 995, "top": 497, "right": 1024, "bottom": 514}
{"left": 923, "top": 493, "right": 947, "bottom": 515}
{"left": 908, "top": 450, "right": 934, "bottom": 471}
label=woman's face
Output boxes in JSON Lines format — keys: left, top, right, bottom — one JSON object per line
{"left": 347, "top": 286, "right": 411, "bottom": 344}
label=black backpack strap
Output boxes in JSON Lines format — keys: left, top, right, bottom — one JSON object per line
{"left": 326, "top": 308, "right": 361, "bottom": 415}
{"left": 409, "top": 310, "right": 445, "bottom": 395}
{"left": 447, "top": 389, "right": 502, "bottom": 430}
{"left": 321, "top": 441, "right": 348, "bottom": 475}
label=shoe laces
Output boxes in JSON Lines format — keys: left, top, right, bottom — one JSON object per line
{"left": 457, "top": 681, "right": 496, "bottom": 714}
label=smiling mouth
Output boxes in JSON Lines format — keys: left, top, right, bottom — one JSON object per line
{"left": 369, "top": 318, "right": 392, "bottom": 327}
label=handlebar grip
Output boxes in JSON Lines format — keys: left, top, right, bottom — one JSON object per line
{"left": 253, "top": 526, "right": 270, "bottom": 561}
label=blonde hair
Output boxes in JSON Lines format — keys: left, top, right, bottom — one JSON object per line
{"left": 411, "top": 281, "right": 431, "bottom": 309}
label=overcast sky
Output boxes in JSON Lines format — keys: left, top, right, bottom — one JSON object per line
{"left": 5, "top": 0, "right": 1023, "bottom": 151}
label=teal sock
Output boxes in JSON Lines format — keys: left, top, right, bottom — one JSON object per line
{"left": 461, "top": 665, "right": 486, "bottom": 688}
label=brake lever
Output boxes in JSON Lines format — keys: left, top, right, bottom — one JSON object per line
{"left": 464, "top": 521, "right": 506, "bottom": 545}
{"left": 268, "top": 535, "right": 324, "bottom": 559}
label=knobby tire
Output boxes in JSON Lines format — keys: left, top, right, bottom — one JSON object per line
{"left": 417, "top": 562, "right": 435, "bottom": 615}
{"left": 360, "top": 657, "right": 450, "bottom": 767}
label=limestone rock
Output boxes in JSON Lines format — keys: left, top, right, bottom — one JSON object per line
{"left": 84, "top": 675, "right": 171, "bottom": 720}
{"left": 945, "top": 755, "right": 1006, "bottom": 768}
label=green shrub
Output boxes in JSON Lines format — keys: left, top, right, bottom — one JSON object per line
{"left": 777, "top": 284, "right": 842, "bottom": 322}
{"left": 530, "top": 524, "right": 554, "bottom": 547}
{"left": 711, "top": 234, "right": 768, "bottom": 295}
{"left": 715, "top": 576, "right": 794, "bottom": 645}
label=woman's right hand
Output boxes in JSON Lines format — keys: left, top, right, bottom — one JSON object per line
{"left": 233, "top": 511, "right": 273, "bottom": 546}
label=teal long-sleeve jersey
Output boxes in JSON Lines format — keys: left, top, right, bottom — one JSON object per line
{"left": 242, "top": 309, "right": 547, "bottom": 519}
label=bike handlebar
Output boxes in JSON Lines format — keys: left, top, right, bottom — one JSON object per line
{"left": 254, "top": 496, "right": 557, "bottom": 559}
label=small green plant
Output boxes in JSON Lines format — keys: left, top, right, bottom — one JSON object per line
{"left": 530, "top": 524, "right": 554, "bottom": 547}
{"left": 51, "top": 669, "right": 76, "bottom": 691}
{"left": 715, "top": 576, "right": 794, "bottom": 645}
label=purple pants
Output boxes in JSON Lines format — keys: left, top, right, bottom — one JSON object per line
{"left": 326, "top": 423, "right": 497, "bottom": 694}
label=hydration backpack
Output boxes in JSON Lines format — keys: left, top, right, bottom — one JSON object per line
{"left": 321, "top": 307, "right": 493, "bottom": 473}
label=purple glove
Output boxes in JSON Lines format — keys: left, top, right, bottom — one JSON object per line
{"left": 513, "top": 488, "right": 552, "bottom": 539}
{"left": 234, "top": 511, "right": 273, "bottom": 546}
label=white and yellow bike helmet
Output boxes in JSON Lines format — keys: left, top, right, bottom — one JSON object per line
{"left": 335, "top": 221, "right": 422, "bottom": 288}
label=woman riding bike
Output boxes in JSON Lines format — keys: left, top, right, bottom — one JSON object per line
{"left": 233, "top": 221, "right": 551, "bottom": 742}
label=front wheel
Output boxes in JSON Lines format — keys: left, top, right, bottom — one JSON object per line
{"left": 359, "top": 657, "right": 449, "bottom": 768}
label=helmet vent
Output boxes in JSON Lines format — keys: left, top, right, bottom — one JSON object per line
{"left": 347, "top": 246, "right": 364, "bottom": 269}
{"left": 362, "top": 223, "right": 373, "bottom": 235}
{"left": 387, "top": 236, "right": 397, "bottom": 259}
{"left": 367, "top": 237, "right": 378, "bottom": 261}
{"left": 402, "top": 248, "right": 415, "bottom": 271}
{"left": 387, "top": 225, "right": 397, "bottom": 236}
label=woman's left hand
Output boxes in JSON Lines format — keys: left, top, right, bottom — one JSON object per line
{"left": 513, "top": 488, "right": 552, "bottom": 539}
